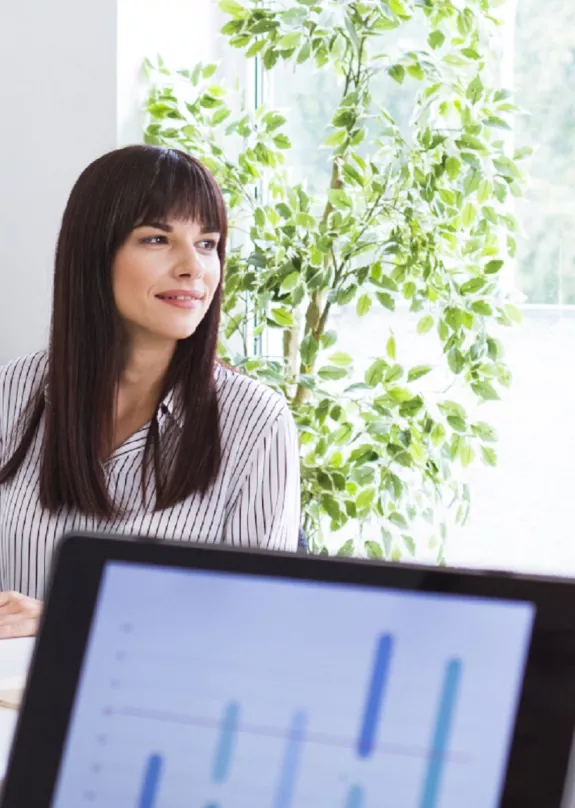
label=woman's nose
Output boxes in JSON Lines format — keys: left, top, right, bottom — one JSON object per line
{"left": 175, "top": 245, "right": 204, "bottom": 278}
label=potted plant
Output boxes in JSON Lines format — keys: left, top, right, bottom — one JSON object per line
{"left": 143, "top": 0, "right": 527, "bottom": 560}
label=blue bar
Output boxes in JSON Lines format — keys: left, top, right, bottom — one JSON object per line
{"left": 345, "top": 785, "right": 364, "bottom": 808}
{"left": 419, "top": 658, "right": 462, "bottom": 808}
{"left": 357, "top": 634, "right": 394, "bottom": 758}
{"left": 138, "top": 754, "right": 163, "bottom": 808}
{"left": 274, "top": 711, "right": 307, "bottom": 808}
{"left": 213, "top": 701, "right": 240, "bottom": 783}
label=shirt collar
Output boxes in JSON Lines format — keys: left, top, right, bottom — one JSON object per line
{"left": 158, "top": 362, "right": 223, "bottom": 430}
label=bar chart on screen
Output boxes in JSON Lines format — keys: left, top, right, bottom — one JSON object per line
{"left": 127, "top": 636, "right": 462, "bottom": 808}
{"left": 52, "top": 565, "right": 534, "bottom": 808}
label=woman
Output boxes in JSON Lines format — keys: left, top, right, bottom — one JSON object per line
{"left": 0, "top": 145, "right": 300, "bottom": 637}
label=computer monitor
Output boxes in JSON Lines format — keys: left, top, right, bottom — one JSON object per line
{"left": 3, "top": 533, "right": 575, "bottom": 807}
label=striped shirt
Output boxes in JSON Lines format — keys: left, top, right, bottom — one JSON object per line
{"left": 0, "top": 351, "right": 300, "bottom": 599}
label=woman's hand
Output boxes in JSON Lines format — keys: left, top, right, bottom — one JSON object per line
{"left": 0, "top": 591, "right": 42, "bottom": 638}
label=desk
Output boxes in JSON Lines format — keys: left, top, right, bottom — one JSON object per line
{"left": 0, "top": 638, "right": 34, "bottom": 779}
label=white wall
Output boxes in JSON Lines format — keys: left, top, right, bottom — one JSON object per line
{"left": 0, "top": 0, "right": 118, "bottom": 364}
{"left": 0, "top": 0, "right": 219, "bottom": 365}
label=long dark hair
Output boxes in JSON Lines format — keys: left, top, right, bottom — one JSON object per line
{"left": 0, "top": 145, "right": 227, "bottom": 516}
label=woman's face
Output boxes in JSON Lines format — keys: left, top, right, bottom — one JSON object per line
{"left": 112, "top": 218, "right": 221, "bottom": 346}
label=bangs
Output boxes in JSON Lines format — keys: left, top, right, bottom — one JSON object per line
{"left": 133, "top": 149, "right": 225, "bottom": 234}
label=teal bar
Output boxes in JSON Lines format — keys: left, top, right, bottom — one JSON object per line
{"left": 419, "top": 659, "right": 462, "bottom": 808}
{"left": 345, "top": 785, "right": 364, "bottom": 808}
{"left": 274, "top": 711, "right": 307, "bottom": 808}
{"left": 212, "top": 701, "right": 240, "bottom": 784}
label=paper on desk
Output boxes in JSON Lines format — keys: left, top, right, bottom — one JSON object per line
{"left": 0, "top": 637, "right": 35, "bottom": 709}
{"left": 0, "top": 638, "right": 35, "bottom": 780}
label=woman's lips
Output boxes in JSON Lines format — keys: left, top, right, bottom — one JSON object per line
{"left": 155, "top": 293, "right": 204, "bottom": 310}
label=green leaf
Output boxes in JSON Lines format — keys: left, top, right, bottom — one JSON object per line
{"left": 337, "top": 539, "right": 355, "bottom": 557}
{"left": 324, "top": 129, "right": 347, "bottom": 147}
{"left": 269, "top": 307, "right": 294, "bottom": 327}
{"left": 461, "top": 202, "right": 476, "bottom": 227}
{"left": 460, "top": 443, "right": 475, "bottom": 467}
{"left": 254, "top": 207, "right": 265, "bottom": 228}
{"left": 471, "top": 421, "right": 498, "bottom": 442}
{"left": 407, "top": 365, "right": 432, "bottom": 382}
{"left": 445, "top": 156, "right": 461, "bottom": 180}
{"left": 431, "top": 423, "right": 446, "bottom": 446}
{"left": 262, "top": 47, "right": 279, "bottom": 70}
{"left": 334, "top": 423, "right": 353, "bottom": 445}
{"left": 505, "top": 304, "right": 523, "bottom": 324}
{"left": 407, "top": 63, "right": 425, "bottom": 81}
{"left": 481, "top": 446, "right": 497, "bottom": 467}
{"left": 477, "top": 179, "right": 491, "bottom": 203}
{"left": 389, "top": 512, "right": 408, "bottom": 529}
{"left": 365, "top": 359, "right": 387, "bottom": 387}
{"left": 357, "top": 488, "right": 376, "bottom": 510}
{"left": 300, "top": 334, "right": 319, "bottom": 366}
{"left": 447, "top": 415, "right": 467, "bottom": 433}
{"left": 329, "top": 352, "right": 353, "bottom": 367}
{"left": 438, "top": 400, "right": 466, "bottom": 419}
{"left": 471, "top": 381, "right": 500, "bottom": 401}
{"left": 388, "top": 65, "right": 405, "bottom": 84}
{"left": 466, "top": 75, "right": 484, "bottom": 104}
{"left": 263, "top": 112, "right": 287, "bottom": 132}
{"left": 245, "top": 39, "right": 266, "bottom": 58}
{"left": 471, "top": 301, "right": 493, "bottom": 316}
{"left": 386, "top": 334, "right": 396, "bottom": 360}
{"left": 485, "top": 259, "right": 504, "bottom": 274}
{"left": 282, "top": 7, "right": 308, "bottom": 25}
{"left": 280, "top": 272, "right": 299, "bottom": 292}
{"left": 389, "top": 387, "right": 412, "bottom": 403}
{"left": 377, "top": 292, "right": 396, "bottom": 311}
{"left": 321, "top": 331, "right": 337, "bottom": 349}
{"left": 365, "top": 541, "right": 383, "bottom": 560}
{"left": 402, "top": 535, "right": 416, "bottom": 556}
{"left": 484, "top": 116, "right": 511, "bottom": 130}
{"left": 460, "top": 277, "right": 486, "bottom": 295}
{"left": 493, "top": 156, "right": 521, "bottom": 180}
{"left": 219, "top": 0, "right": 248, "bottom": 18}
{"left": 328, "top": 189, "right": 352, "bottom": 209}
{"left": 277, "top": 31, "right": 302, "bottom": 50}
{"left": 417, "top": 315, "right": 434, "bottom": 335}
{"left": 356, "top": 294, "right": 372, "bottom": 316}
{"left": 202, "top": 64, "right": 218, "bottom": 79}
{"left": 273, "top": 134, "right": 291, "bottom": 149}
{"left": 463, "top": 167, "right": 481, "bottom": 196}
{"left": 297, "top": 41, "right": 311, "bottom": 64}
{"left": 318, "top": 366, "right": 348, "bottom": 381}
{"left": 428, "top": 30, "right": 445, "bottom": 50}
{"left": 342, "top": 163, "right": 363, "bottom": 186}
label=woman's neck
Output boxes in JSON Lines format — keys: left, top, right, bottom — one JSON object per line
{"left": 120, "top": 341, "right": 175, "bottom": 396}
{"left": 112, "top": 338, "right": 176, "bottom": 451}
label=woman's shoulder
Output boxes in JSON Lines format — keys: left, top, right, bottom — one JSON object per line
{"left": 215, "top": 363, "right": 293, "bottom": 427}
{"left": 0, "top": 350, "right": 48, "bottom": 416}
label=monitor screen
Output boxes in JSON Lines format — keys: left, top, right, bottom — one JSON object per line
{"left": 51, "top": 562, "right": 535, "bottom": 808}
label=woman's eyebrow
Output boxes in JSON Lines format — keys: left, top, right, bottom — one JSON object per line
{"left": 136, "top": 221, "right": 173, "bottom": 232}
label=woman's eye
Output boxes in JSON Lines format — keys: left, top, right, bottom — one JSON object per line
{"left": 198, "top": 240, "right": 218, "bottom": 251}
{"left": 141, "top": 235, "right": 168, "bottom": 245}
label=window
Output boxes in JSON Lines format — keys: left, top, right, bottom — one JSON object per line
{"left": 261, "top": 2, "right": 575, "bottom": 574}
